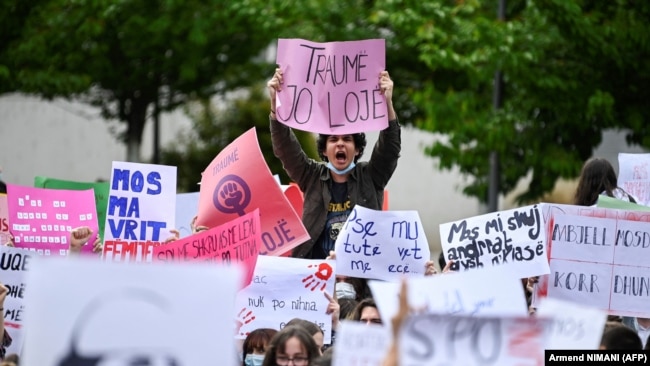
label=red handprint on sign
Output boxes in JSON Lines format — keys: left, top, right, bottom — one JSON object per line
{"left": 235, "top": 307, "right": 256, "bottom": 336}
{"left": 302, "top": 262, "right": 333, "bottom": 291}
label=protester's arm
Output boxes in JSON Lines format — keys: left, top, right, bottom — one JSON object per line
{"left": 3, "top": 234, "right": 14, "bottom": 247}
{"left": 267, "top": 68, "right": 319, "bottom": 189}
{"left": 69, "top": 226, "right": 94, "bottom": 255}
{"left": 368, "top": 71, "right": 401, "bottom": 189}
{"left": 382, "top": 279, "right": 409, "bottom": 366}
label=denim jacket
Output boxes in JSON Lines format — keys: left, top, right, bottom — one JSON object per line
{"left": 270, "top": 118, "right": 401, "bottom": 258}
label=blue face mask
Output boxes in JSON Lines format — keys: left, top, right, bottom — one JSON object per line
{"left": 327, "top": 161, "right": 356, "bottom": 175}
{"left": 245, "top": 354, "right": 265, "bottom": 366}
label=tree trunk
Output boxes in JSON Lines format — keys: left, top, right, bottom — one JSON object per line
{"left": 124, "top": 98, "right": 150, "bottom": 162}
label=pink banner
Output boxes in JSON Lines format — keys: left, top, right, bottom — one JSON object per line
{"left": 155, "top": 209, "right": 261, "bottom": 288}
{"left": 196, "top": 128, "right": 309, "bottom": 256}
{"left": 6, "top": 184, "right": 98, "bottom": 255}
{"left": 276, "top": 38, "right": 387, "bottom": 134}
{"left": 0, "top": 195, "right": 10, "bottom": 245}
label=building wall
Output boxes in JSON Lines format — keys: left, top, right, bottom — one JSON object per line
{"left": 0, "top": 94, "right": 645, "bottom": 256}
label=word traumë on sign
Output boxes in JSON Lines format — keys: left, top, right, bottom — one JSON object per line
{"left": 276, "top": 39, "right": 387, "bottom": 134}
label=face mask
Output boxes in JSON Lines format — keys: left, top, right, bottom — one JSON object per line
{"left": 335, "top": 281, "right": 357, "bottom": 300}
{"left": 244, "top": 354, "right": 264, "bottom": 366}
{"left": 327, "top": 161, "right": 356, "bottom": 175}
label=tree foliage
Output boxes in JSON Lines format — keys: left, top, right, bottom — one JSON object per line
{"left": 372, "top": 0, "right": 650, "bottom": 203}
{"left": 2, "top": 0, "right": 282, "bottom": 161}
{"left": 160, "top": 86, "right": 318, "bottom": 192}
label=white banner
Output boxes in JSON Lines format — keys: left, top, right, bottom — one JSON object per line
{"left": 235, "top": 256, "right": 336, "bottom": 343}
{"left": 440, "top": 204, "right": 549, "bottom": 278}
{"left": 334, "top": 205, "right": 430, "bottom": 281}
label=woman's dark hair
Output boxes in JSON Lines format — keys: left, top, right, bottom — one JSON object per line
{"left": 600, "top": 325, "right": 642, "bottom": 350}
{"left": 242, "top": 328, "right": 278, "bottom": 364}
{"left": 262, "top": 326, "right": 320, "bottom": 366}
{"left": 574, "top": 157, "right": 635, "bottom": 206}
{"left": 347, "top": 298, "right": 378, "bottom": 321}
{"left": 316, "top": 133, "right": 367, "bottom": 163}
{"left": 338, "top": 298, "right": 359, "bottom": 321}
{"left": 285, "top": 318, "right": 323, "bottom": 336}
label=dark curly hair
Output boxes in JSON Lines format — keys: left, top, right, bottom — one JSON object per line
{"left": 316, "top": 133, "right": 366, "bottom": 163}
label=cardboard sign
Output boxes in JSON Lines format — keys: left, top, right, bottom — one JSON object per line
{"left": 175, "top": 192, "right": 200, "bottom": 238}
{"left": 399, "top": 314, "right": 547, "bottom": 366}
{"left": 6, "top": 184, "right": 98, "bottom": 256}
{"left": 0, "top": 194, "right": 10, "bottom": 245}
{"left": 618, "top": 153, "right": 650, "bottom": 206}
{"left": 536, "top": 297, "right": 607, "bottom": 350}
{"left": 234, "top": 256, "right": 335, "bottom": 343}
{"left": 440, "top": 204, "right": 549, "bottom": 278}
{"left": 196, "top": 128, "right": 309, "bottom": 256}
{"left": 22, "top": 257, "right": 241, "bottom": 366}
{"left": 34, "top": 176, "right": 110, "bottom": 241}
{"left": 334, "top": 205, "right": 430, "bottom": 281}
{"left": 538, "top": 203, "right": 650, "bottom": 317}
{"left": 598, "top": 195, "right": 650, "bottom": 212}
{"left": 275, "top": 38, "right": 388, "bottom": 134}
{"left": 332, "top": 321, "right": 390, "bottom": 366}
{"left": 103, "top": 162, "right": 177, "bottom": 262}
{"left": 369, "top": 266, "right": 528, "bottom": 332}
{"left": 0, "top": 246, "right": 35, "bottom": 356}
{"left": 154, "top": 209, "right": 260, "bottom": 288}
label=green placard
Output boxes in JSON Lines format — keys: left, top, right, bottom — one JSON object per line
{"left": 596, "top": 195, "right": 650, "bottom": 212}
{"left": 34, "top": 176, "right": 110, "bottom": 238}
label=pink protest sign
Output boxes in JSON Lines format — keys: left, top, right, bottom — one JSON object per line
{"left": 0, "top": 194, "right": 10, "bottom": 245}
{"left": 195, "top": 128, "right": 309, "bottom": 256}
{"left": 6, "top": 184, "right": 98, "bottom": 256}
{"left": 155, "top": 209, "right": 260, "bottom": 288}
{"left": 276, "top": 38, "right": 387, "bottom": 134}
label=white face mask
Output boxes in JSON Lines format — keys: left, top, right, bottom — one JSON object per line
{"left": 244, "top": 354, "right": 264, "bottom": 366}
{"left": 335, "top": 281, "right": 357, "bottom": 300}
{"left": 327, "top": 161, "right": 356, "bottom": 175}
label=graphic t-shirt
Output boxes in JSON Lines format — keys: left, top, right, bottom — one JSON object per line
{"left": 311, "top": 181, "right": 351, "bottom": 259}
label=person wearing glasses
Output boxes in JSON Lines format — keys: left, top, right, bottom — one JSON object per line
{"left": 262, "top": 326, "right": 320, "bottom": 366}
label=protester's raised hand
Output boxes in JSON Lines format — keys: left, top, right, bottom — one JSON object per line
{"left": 4, "top": 233, "right": 14, "bottom": 247}
{"left": 69, "top": 226, "right": 93, "bottom": 254}
{"left": 424, "top": 260, "right": 437, "bottom": 276}
{"left": 92, "top": 236, "right": 103, "bottom": 254}
{"left": 442, "top": 260, "right": 455, "bottom": 274}
{"left": 267, "top": 68, "right": 283, "bottom": 106}
{"left": 163, "top": 229, "right": 180, "bottom": 244}
{"left": 0, "top": 282, "right": 7, "bottom": 306}
{"left": 324, "top": 291, "right": 340, "bottom": 330}
{"left": 379, "top": 71, "right": 394, "bottom": 102}
{"left": 383, "top": 279, "right": 409, "bottom": 366}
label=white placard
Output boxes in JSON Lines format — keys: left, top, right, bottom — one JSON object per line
{"left": 537, "top": 297, "right": 607, "bottom": 350}
{"left": 332, "top": 321, "right": 390, "bottom": 366}
{"left": 369, "top": 266, "right": 528, "bottom": 334}
{"left": 0, "top": 246, "right": 35, "bottom": 356}
{"left": 22, "top": 257, "right": 241, "bottom": 366}
{"left": 235, "top": 256, "right": 336, "bottom": 343}
{"left": 334, "top": 205, "right": 430, "bottom": 281}
{"left": 440, "top": 204, "right": 549, "bottom": 278}
{"left": 103, "top": 161, "right": 177, "bottom": 262}
{"left": 618, "top": 153, "right": 650, "bottom": 206}
{"left": 175, "top": 192, "right": 200, "bottom": 238}
{"left": 399, "top": 314, "right": 547, "bottom": 366}
{"left": 544, "top": 208, "right": 650, "bottom": 317}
